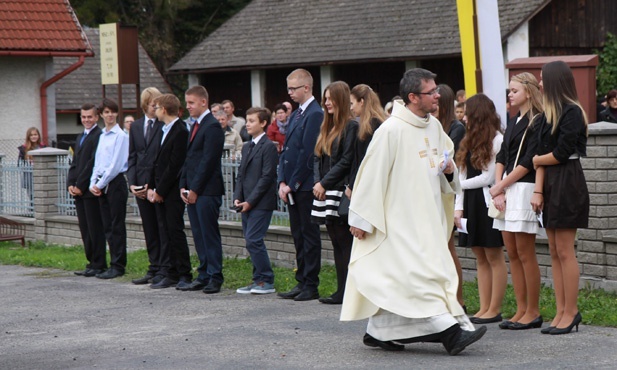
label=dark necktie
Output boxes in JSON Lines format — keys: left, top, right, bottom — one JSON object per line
{"left": 247, "top": 140, "right": 256, "bottom": 156}
{"left": 79, "top": 132, "right": 87, "bottom": 146}
{"left": 145, "top": 119, "right": 153, "bottom": 142}
{"left": 190, "top": 121, "right": 200, "bottom": 142}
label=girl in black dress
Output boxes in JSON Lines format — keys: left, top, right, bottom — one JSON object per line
{"left": 454, "top": 94, "right": 506, "bottom": 323}
{"left": 532, "top": 61, "right": 589, "bottom": 335}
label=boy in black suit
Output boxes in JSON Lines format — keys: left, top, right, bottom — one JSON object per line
{"left": 146, "top": 94, "right": 192, "bottom": 289}
{"left": 233, "top": 107, "right": 279, "bottom": 294}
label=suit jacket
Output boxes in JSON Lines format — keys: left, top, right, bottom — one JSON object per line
{"left": 534, "top": 104, "right": 587, "bottom": 162}
{"left": 127, "top": 116, "right": 164, "bottom": 186}
{"left": 67, "top": 125, "right": 102, "bottom": 198}
{"left": 313, "top": 119, "right": 358, "bottom": 189}
{"left": 149, "top": 120, "right": 188, "bottom": 199}
{"left": 277, "top": 98, "right": 323, "bottom": 192}
{"left": 179, "top": 112, "right": 225, "bottom": 196}
{"left": 495, "top": 114, "right": 536, "bottom": 183}
{"left": 233, "top": 136, "right": 278, "bottom": 210}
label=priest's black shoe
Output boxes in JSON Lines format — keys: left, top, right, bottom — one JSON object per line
{"left": 277, "top": 285, "right": 302, "bottom": 299}
{"left": 132, "top": 274, "right": 154, "bottom": 285}
{"left": 95, "top": 268, "right": 124, "bottom": 279}
{"left": 178, "top": 279, "right": 207, "bottom": 291}
{"left": 318, "top": 296, "right": 342, "bottom": 305}
{"left": 447, "top": 326, "right": 487, "bottom": 356}
{"left": 294, "top": 289, "right": 319, "bottom": 301}
{"left": 363, "top": 333, "right": 404, "bottom": 351}
{"left": 470, "top": 313, "right": 502, "bottom": 324}
{"left": 83, "top": 268, "right": 104, "bottom": 277}
{"left": 202, "top": 280, "right": 222, "bottom": 294}
{"left": 150, "top": 277, "right": 177, "bottom": 289}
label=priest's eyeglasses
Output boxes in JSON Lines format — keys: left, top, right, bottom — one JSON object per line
{"left": 415, "top": 87, "right": 441, "bottom": 96}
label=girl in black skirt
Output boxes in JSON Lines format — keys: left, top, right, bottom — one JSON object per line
{"left": 454, "top": 94, "right": 506, "bottom": 323}
{"left": 532, "top": 61, "right": 590, "bottom": 335}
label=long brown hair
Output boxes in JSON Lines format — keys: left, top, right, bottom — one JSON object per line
{"left": 456, "top": 94, "right": 501, "bottom": 171}
{"left": 437, "top": 84, "right": 456, "bottom": 133}
{"left": 541, "top": 61, "right": 588, "bottom": 134}
{"left": 315, "top": 81, "right": 352, "bottom": 156}
{"left": 350, "top": 84, "right": 385, "bottom": 141}
{"left": 23, "top": 127, "right": 42, "bottom": 159}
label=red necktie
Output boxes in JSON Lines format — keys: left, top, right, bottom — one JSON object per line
{"left": 190, "top": 121, "right": 200, "bottom": 142}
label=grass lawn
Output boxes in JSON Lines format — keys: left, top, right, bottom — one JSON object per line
{"left": 1, "top": 240, "right": 617, "bottom": 327}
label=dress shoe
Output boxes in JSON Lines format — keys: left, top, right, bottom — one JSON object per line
{"left": 178, "top": 279, "right": 207, "bottom": 291}
{"left": 83, "top": 268, "right": 104, "bottom": 277}
{"left": 540, "top": 326, "right": 555, "bottom": 334}
{"left": 151, "top": 275, "right": 164, "bottom": 285}
{"left": 74, "top": 269, "right": 88, "bottom": 276}
{"left": 499, "top": 320, "right": 514, "bottom": 329}
{"left": 294, "top": 289, "right": 319, "bottom": 301}
{"left": 175, "top": 278, "right": 193, "bottom": 290}
{"left": 363, "top": 333, "right": 404, "bottom": 351}
{"left": 318, "top": 296, "right": 342, "bottom": 305}
{"left": 202, "top": 280, "right": 223, "bottom": 294}
{"left": 132, "top": 274, "right": 154, "bottom": 285}
{"left": 150, "top": 277, "right": 178, "bottom": 289}
{"left": 510, "top": 316, "right": 543, "bottom": 330}
{"left": 550, "top": 312, "right": 582, "bottom": 335}
{"left": 95, "top": 268, "right": 124, "bottom": 279}
{"left": 277, "top": 285, "right": 302, "bottom": 299}
{"left": 447, "top": 326, "right": 487, "bottom": 356}
{"left": 470, "top": 313, "right": 502, "bottom": 324}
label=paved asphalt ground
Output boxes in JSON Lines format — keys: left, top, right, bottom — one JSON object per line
{"left": 2, "top": 264, "right": 617, "bottom": 369}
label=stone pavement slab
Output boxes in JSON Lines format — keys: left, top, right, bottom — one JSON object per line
{"left": 1, "top": 265, "right": 616, "bottom": 369}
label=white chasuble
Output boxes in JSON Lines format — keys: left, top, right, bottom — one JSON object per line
{"left": 341, "top": 100, "right": 464, "bottom": 324}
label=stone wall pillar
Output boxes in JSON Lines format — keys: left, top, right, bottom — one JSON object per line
{"left": 28, "top": 148, "right": 69, "bottom": 242}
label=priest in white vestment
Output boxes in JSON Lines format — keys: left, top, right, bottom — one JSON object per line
{"left": 341, "top": 69, "right": 487, "bottom": 356}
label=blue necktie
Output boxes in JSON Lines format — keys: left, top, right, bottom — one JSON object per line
{"left": 79, "top": 132, "right": 87, "bottom": 146}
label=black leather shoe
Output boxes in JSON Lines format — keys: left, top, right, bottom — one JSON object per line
{"left": 132, "top": 274, "right": 154, "bottom": 285}
{"left": 294, "top": 289, "right": 319, "bottom": 301}
{"left": 510, "top": 316, "right": 543, "bottom": 330}
{"left": 277, "top": 285, "right": 302, "bottom": 299}
{"left": 74, "top": 269, "right": 88, "bottom": 276}
{"left": 178, "top": 279, "right": 207, "bottom": 291}
{"left": 318, "top": 296, "right": 342, "bottom": 305}
{"left": 447, "top": 326, "right": 487, "bottom": 356}
{"left": 151, "top": 275, "right": 164, "bottom": 285}
{"left": 95, "top": 268, "right": 124, "bottom": 279}
{"left": 175, "top": 278, "right": 193, "bottom": 290}
{"left": 83, "top": 268, "right": 104, "bottom": 277}
{"left": 202, "top": 280, "right": 222, "bottom": 294}
{"left": 363, "top": 333, "right": 404, "bottom": 351}
{"left": 499, "top": 320, "right": 514, "bottom": 329}
{"left": 150, "top": 277, "right": 178, "bottom": 289}
{"left": 470, "top": 313, "right": 502, "bottom": 324}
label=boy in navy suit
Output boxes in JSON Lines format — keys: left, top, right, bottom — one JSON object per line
{"left": 234, "top": 107, "right": 279, "bottom": 294}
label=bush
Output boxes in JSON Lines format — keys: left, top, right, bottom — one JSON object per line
{"left": 596, "top": 32, "right": 617, "bottom": 97}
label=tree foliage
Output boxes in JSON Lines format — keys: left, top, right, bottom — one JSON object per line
{"left": 597, "top": 32, "right": 617, "bottom": 96}
{"left": 71, "top": 0, "right": 252, "bottom": 75}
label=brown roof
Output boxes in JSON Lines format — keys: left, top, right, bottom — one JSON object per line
{"left": 170, "top": 0, "right": 550, "bottom": 73}
{"left": 54, "top": 28, "right": 172, "bottom": 111}
{"left": 0, "top": 0, "right": 92, "bottom": 53}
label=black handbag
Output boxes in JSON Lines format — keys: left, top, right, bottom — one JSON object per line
{"left": 338, "top": 194, "right": 350, "bottom": 216}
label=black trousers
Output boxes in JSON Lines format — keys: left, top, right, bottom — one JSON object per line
{"left": 288, "top": 190, "right": 322, "bottom": 291}
{"left": 75, "top": 195, "right": 106, "bottom": 270}
{"left": 136, "top": 196, "right": 161, "bottom": 276}
{"left": 98, "top": 174, "right": 128, "bottom": 272}
{"left": 326, "top": 221, "right": 353, "bottom": 300}
{"left": 154, "top": 196, "right": 192, "bottom": 281}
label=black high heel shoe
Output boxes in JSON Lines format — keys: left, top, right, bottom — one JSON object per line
{"left": 550, "top": 312, "right": 582, "bottom": 335}
{"left": 509, "top": 316, "right": 543, "bottom": 330}
{"left": 540, "top": 326, "right": 555, "bottom": 334}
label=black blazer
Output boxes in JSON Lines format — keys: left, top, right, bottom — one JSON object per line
{"left": 277, "top": 98, "right": 323, "bottom": 192}
{"left": 599, "top": 107, "right": 617, "bottom": 123}
{"left": 495, "top": 114, "right": 537, "bottom": 183}
{"left": 67, "top": 125, "right": 102, "bottom": 198}
{"left": 313, "top": 120, "right": 358, "bottom": 189}
{"left": 535, "top": 104, "right": 587, "bottom": 161}
{"left": 179, "top": 112, "right": 225, "bottom": 196}
{"left": 127, "top": 116, "right": 163, "bottom": 187}
{"left": 349, "top": 117, "right": 382, "bottom": 190}
{"left": 233, "top": 136, "right": 278, "bottom": 211}
{"left": 149, "top": 120, "right": 189, "bottom": 199}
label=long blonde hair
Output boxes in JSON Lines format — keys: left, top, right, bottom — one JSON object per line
{"left": 541, "top": 61, "right": 588, "bottom": 134}
{"left": 315, "top": 81, "right": 352, "bottom": 156}
{"left": 510, "top": 72, "right": 543, "bottom": 124}
{"left": 351, "top": 84, "right": 385, "bottom": 141}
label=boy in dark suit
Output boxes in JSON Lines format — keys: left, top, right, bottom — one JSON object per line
{"left": 233, "top": 107, "right": 279, "bottom": 294}
{"left": 147, "top": 94, "right": 192, "bottom": 289}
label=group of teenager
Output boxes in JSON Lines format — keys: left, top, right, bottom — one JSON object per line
{"left": 66, "top": 61, "right": 589, "bottom": 355}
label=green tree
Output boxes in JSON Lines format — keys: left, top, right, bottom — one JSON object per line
{"left": 597, "top": 32, "right": 617, "bottom": 96}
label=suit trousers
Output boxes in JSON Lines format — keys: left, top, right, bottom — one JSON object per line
{"left": 288, "top": 190, "right": 322, "bottom": 290}
{"left": 187, "top": 195, "right": 223, "bottom": 283}
{"left": 75, "top": 195, "right": 107, "bottom": 270}
{"left": 136, "top": 196, "right": 161, "bottom": 275}
{"left": 241, "top": 209, "right": 275, "bottom": 284}
{"left": 155, "top": 198, "right": 192, "bottom": 281}
{"left": 98, "top": 174, "right": 128, "bottom": 272}
{"left": 326, "top": 220, "right": 353, "bottom": 300}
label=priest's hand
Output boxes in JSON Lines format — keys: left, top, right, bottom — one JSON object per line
{"left": 313, "top": 182, "right": 326, "bottom": 201}
{"left": 441, "top": 159, "right": 454, "bottom": 174}
{"left": 454, "top": 210, "right": 463, "bottom": 230}
{"left": 493, "top": 192, "right": 506, "bottom": 212}
{"left": 350, "top": 226, "right": 365, "bottom": 240}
